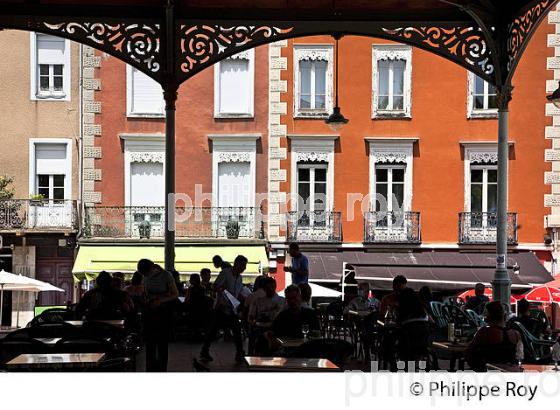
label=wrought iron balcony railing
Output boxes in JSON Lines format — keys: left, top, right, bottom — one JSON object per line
{"left": 459, "top": 212, "right": 518, "bottom": 245}
{"left": 286, "top": 210, "right": 342, "bottom": 243}
{"left": 0, "top": 199, "right": 78, "bottom": 231}
{"left": 364, "top": 211, "right": 421, "bottom": 244}
{"left": 83, "top": 206, "right": 264, "bottom": 239}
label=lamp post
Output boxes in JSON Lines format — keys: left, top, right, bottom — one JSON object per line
{"left": 325, "top": 34, "right": 349, "bottom": 132}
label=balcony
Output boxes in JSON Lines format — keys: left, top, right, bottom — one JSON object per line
{"left": 286, "top": 211, "right": 342, "bottom": 243}
{"left": 83, "top": 206, "right": 263, "bottom": 239}
{"left": 364, "top": 211, "right": 421, "bottom": 244}
{"left": 459, "top": 212, "right": 518, "bottom": 245}
{"left": 0, "top": 199, "right": 78, "bottom": 231}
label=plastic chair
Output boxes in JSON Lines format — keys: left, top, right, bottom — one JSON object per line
{"left": 464, "top": 309, "right": 485, "bottom": 328}
{"left": 510, "top": 321, "right": 554, "bottom": 364}
{"left": 429, "top": 301, "right": 447, "bottom": 329}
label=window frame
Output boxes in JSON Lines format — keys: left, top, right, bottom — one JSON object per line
{"left": 469, "top": 165, "right": 498, "bottom": 214}
{"left": 368, "top": 140, "right": 414, "bottom": 213}
{"left": 28, "top": 139, "right": 73, "bottom": 200}
{"left": 209, "top": 134, "right": 260, "bottom": 208}
{"left": 126, "top": 65, "right": 166, "bottom": 118}
{"left": 467, "top": 72, "right": 499, "bottom": 119}
{"left": 372, "top": 45, "right": 412, "bottom": 119}
{"left": 296, "top": 163, "right": 329, "bottom": 214}
{"left": 293, "top": 45, "right": 334, "bottom": 119}
{"left": 30, "top": 32, "right": 71, "bottom": 101}
{"left": 213, "top": 49, "right": 255, "bottom": 118}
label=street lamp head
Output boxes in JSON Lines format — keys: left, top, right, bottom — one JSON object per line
{"left": 547, "top": 81, "right": 560, "bottom": 108}
{"left": 325, "top": 106, "right": 349, "bottom": 132}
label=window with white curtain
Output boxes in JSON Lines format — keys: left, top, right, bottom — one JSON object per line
{"left": 127, "top": 65, "right": 165, "bottom": 117}
{"left": 467, "top": 72, "right": 498, "bottom": 118}
{"left": 293, "top": 45, "right": 333, "bottom": 117}
{"left": 31, "top": 33, "right": 71, "bottom": 100}
{"left": 214, "top": 50, "right": 254, "bottom": 117}
{"left": 372, "top": 45, "right": 412, "bottom": 118}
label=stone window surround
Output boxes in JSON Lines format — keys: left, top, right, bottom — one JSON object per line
{"left": 288, "top": 134, "right": 337, "bottom": 211}
{"left": 371, "top": 44, "right": 413, "bottom": 119}
{"left": 208, "top": 134, "right": 260, "bottom": 207}
{"left": 466, "top": 71, "right": 499, "bottom": 119}
{"left": 461, "top": 141, "right": 514, "bottom": 211}
{"left": 119, "top": 133, "right": 165, "bottom": 206}
{"left": 367, "top": 137, "right": 416, "bottom": 212}
{"left": 293, "top": 44, "right": 334, "bottom": 119}
{"left": 213, "top": 49, "right": 255, "bottom": 119}
{"left": 29, "top": 32, "right": 72, "bottom": 102}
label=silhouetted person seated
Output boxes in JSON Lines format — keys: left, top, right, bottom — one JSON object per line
{"left": 396, "top": 288, "right": 431, "bottom": 362}
{"left": 184, "top": 273, "right": 213, "bottom": 327}
{"left": 379, "top": 275, "right": 408, "bottom": 318}
{"left": 200, "top": 268, "right": 213, "bottom": 297}
{"left": 298, "top": 282, "right": 312, "bottom": 309}
{"left": 465, "top": 283, "right": 490, "bottom": 314}
{"left": 268, "top": 285, "right": 320, "bottom": 340}
{"left": 466, "top": 301, "right": 522, "bottom": 372}
{"left": 77, "top": 271, "right": 132, "bottom": 320}
{"left": 124, "top": 272, "right": 147, "bottom": 313}
{"left": 509, "top": 299, "right": 550, "bottom": 338}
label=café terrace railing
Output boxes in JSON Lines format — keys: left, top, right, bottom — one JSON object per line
{"left": 459, "top": 212, "right": 518, "bottom": 245}
{"left": 364, "top": 211, "right": 421, "bottom": 244}
{"left": 83, "top": 206, "right": 264, "bottom": 239}
{"left": 286, "top": 210, "right": 342, "bottom": 243}
{"left": 0, "top": 199, "right": 78, "bottom": 231}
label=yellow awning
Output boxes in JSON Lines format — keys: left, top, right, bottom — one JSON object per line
{"left": 72, "top": 245, "right": 268, "bottom": 282}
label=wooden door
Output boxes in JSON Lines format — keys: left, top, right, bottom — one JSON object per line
{"left": 36, "top": 259, "right": 73, "bottom": 306}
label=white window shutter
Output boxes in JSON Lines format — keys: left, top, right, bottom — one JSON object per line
{"left": 131, "top": 68, "right": 164, "bottom": 115}
{"left": 35, "top": 143, "right": 67, "bottom": 174}
{"left": 130, "top": 162, "right": 164, "bottom": 206}
{"left": 37, "top": 35, "right": 65, "bottom": 65}
{"left": 218, "top": 162, "right": 251, "bottom": 207}
{"left": 219, "top": 59, "right": 250, "bottom": 114}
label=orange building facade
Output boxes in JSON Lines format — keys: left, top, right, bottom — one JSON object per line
{"left": 266, "top": 13, "right": 559, "bottom": 290}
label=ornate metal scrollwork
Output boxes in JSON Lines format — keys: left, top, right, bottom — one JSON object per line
{"left": 43, "top": 22, "right": 161, "bottom": 76}
{"left": 508, "top": 0, "right": 553, "bottom": 71}
{"left": 382, "top": 25, "right": 494, "bottom": 80}
{"left": 177, "top": 24, "right": 293, "bottom": 80}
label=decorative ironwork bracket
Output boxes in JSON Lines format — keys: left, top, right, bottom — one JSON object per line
{"left": 0, "top": 0, "right": 554, "bottom": 88}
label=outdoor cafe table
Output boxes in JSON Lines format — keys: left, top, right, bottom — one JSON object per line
{"left": 429, "top": 341, "right": 469, "bottom": 371}
{"left": 487, "top": 363, "right": 559, "bottom": 372}
{"left": 5, "top": 353, "right": 105, "bottom": 371}
{"left": 65, "top": 320, "right": 125, "bottom": 328}
{"left": 34, "top": 337, "right": 62, "bottom": 345}
{"left": 245, "top": 356, "right": 340, "bottom": 372}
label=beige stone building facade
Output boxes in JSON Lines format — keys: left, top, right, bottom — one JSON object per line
{"left": 0, "top": 29, "right": 81, "bottom": 327}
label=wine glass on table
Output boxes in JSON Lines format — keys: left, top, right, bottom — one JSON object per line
{"left": 515, "top": 340, "right": 525, "bottom": 371}
{"left": 302, "top": 323, "right": 310, "bottom": 340}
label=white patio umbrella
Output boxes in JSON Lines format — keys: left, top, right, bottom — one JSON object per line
{"left": 279, "top": 269, "right": 342, "bottom": 299}
{"left": 0, "top": 269, "right": 64, "bottom": 328}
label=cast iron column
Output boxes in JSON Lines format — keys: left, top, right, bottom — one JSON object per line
{"left": 492, "top": 85, "right": 513, "bottom": 312}
{"left": 164, "top": 86, "right": 178, "bottom": 271}
{"left": 163, "top": 0, "right": 177, "bottom": 271}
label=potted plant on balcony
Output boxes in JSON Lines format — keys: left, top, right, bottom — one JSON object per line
{"left": 29, "top": 193, "right": 46, "bottom": 206}
{"left": 226, "top": 217, "right": 240, "bottom": 239}
{"left": 138, "top": 219, "right": 152, "bottom": 239}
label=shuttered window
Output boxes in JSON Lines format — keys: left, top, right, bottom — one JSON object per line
{"left": 127, "top": 66, "right": 165, "bottom": 116}
{"left": 34, "top": 34, "right": 69, "bottom": 99}
{"left": 214, "top": 50, "right": 254, "bottom": 117}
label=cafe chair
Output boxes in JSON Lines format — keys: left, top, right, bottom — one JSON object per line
{"left": 429, "top": 302, "right": 448, "bottom": 329}
{"left": 288, "top": 338, "right": 353, "bottom": 368}
{"left": 54, "top": 337, "right": 113, "bottom": 354}
{"left": 27, "top": 308, "right": 71, "bottom": 327}
{"left": 3, "top": 328, "right": 34, "bottom": 340}
{"left": 27, "top": 322, "right": 79, "bottom": 339}
{"left": 510, "top": 321, "right": 555, "bottom": 364}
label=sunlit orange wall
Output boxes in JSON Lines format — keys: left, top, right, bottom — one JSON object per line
{"left": 94, "top": 46, "right": 269, "bottom": 206}
{"left": 280, "top": 22, "right": 553, "bottom": 245}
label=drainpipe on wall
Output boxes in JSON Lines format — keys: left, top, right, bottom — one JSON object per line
{"left": 77, "top": 43, "right": 84, "bottom": 240}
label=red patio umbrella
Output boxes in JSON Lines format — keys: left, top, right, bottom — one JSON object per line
{"left": 457, "top": 287, "right": 518, "bottom": 304}
{"left": 522, "top": 285, "right": 560, "bottom": 303}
